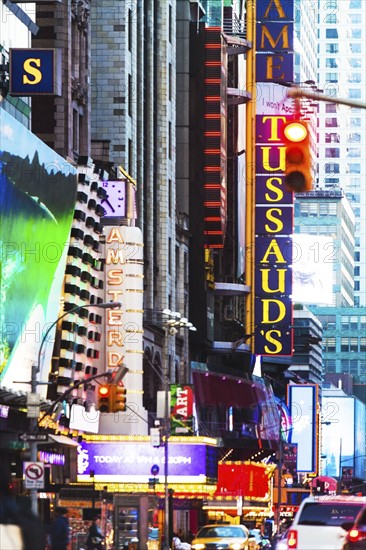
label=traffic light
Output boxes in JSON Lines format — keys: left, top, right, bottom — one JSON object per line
{"left": 97, "top": 383, "right": 112, "bottom": 412}
{"left": 283, "top": 119, "right": 312, "bottom": 192}
{"left": 111, "top": 381, "right": 127, "bottom": 412}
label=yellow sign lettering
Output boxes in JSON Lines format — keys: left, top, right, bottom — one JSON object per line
{"left": 263, "top": 0, "right": 286, "bottom": 19}
{"left": 260, "top": 238, "right": 286, "bottom": 263}
{"left": 260, "top": 146, "right": 286, "bottom": 172}
{"left": 266, "top": 55, "right": 285, "bottom": 80}
{"left": 23, "top": 58, "right": 42, "bottom": 85}
{"left": 262, "top": 116, "right": 287, "bottom": 141}
{"left": 260, "top": 268, "right": 287, "bottom": 293}
{"left": 265, "top": 208, "right": 284, "bottom": 232}
{"left": 265, "top": 177, "right": 284, "bottom": 202}
{"left": 262, "top": 299, "right": 287, "bottom": 324}
{"left": 260, "top": 25, "right": 290, "bottom": 50}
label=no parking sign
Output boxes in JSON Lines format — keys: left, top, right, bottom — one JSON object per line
{"left": 24, "top": 462, "right": 44, "bottom": 489}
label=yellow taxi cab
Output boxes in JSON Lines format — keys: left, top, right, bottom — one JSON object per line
{"left": 191, "top": 524, "right": 251, "bottom": 550}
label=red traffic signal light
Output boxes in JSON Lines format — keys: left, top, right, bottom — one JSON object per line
{"left": 283, "top": 120, "right": 312, "bottom": 193}
{"left": 111, "top": 382, "right": 127, "bottom": 412}
{"left": 97, "top": 384, "right": 112, "bottom": 412}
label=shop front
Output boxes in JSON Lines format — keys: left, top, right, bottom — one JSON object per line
{"left": 75, "top": 435, "right": 218, "bottom": 549}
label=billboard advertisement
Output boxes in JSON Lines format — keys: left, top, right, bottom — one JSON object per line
{"left": 322, "top": 396, "right": 356, "bottom": 478}
{"left": 292, "top": 234, "right": 334, "bottom": 305}
{"left": 77, "top": 441, "right": 208, "bottom": 483}
{"left": 288, "top": 385, "right": 318, "bottom": 473}
{"left": 0, "top": 109, "right": 77, "bottom": 395}
{"left": 254, "top": 114, "right": 293, "bottom": 356}
{"left": 170, "top": 384, "right": 194, "bottom": 436}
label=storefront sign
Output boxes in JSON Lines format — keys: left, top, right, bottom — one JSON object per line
{"left": 170, "top": 385, "right": 194, "bottom": 435}
{"left": 77, "top": 441, "right": 208, "bottom": 482}
{"left": 10, "top": 48, "right": 62, "bottom": 95}
{"left": 256, "top": 0, "right": 294, "bottom": 83}
{"left": 254, "top": 115, "right": 293, "bottom": 355}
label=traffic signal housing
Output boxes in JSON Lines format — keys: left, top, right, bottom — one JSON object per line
{"left": 97, "top": 383, "right": 112, "bottom": 412}
{"left": 111, "top": 381, "right": 127, "bottom": 412}
{"left": 283, "top": 119, "right": 312, "bottom": 192}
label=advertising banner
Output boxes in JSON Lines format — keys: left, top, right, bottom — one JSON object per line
{"left": 288, "top": 385, "right": 318, "bottom": 473}
{"left": 0, "top": 109, "right": 77, "bottom": 395}
{"left": 170, "top": 384, "right": 194, "bottom": 436}
{"left": 77, "top": 441, "right": 208, "bottom": 483}
{"left": 256, "top": 0, "right": 294, "bottom": 83}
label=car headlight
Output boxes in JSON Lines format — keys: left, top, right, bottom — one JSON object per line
{"left": 192, "top": 544, "right": 205, "bottom": 550}
{"left": 229, "top": 543, "right": 244, "bottom": 550}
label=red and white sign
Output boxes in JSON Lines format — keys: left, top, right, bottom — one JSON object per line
{"left": 24, "top": 462, "right": 44, "bottom": 489}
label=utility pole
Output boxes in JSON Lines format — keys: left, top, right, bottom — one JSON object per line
{"left": 18, "top": 301, "right": 122, "bottom": 515}
{"left": 287, "top": 87, "right": 366, "bottom": 109}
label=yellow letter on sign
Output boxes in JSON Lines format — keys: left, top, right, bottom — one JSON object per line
{"left": 23, "top": 58, "right": 42, "bottom": 85}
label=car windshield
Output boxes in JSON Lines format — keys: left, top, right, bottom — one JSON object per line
{"left": 298, "top": 503, "right": 363, "bottom": 526}
{"left": 197, "top": 526, "right": 244, "bottom": 538}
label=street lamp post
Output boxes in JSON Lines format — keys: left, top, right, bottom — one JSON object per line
{"left": 161, "top": 310, "right": 196, "bottom": 550}
{"left": 27, "top": 301, "right": 121, "bottom": 515}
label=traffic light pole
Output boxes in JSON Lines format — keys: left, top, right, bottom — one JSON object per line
{"left": 287, "top": 87, "right": 366, "bottom": 110}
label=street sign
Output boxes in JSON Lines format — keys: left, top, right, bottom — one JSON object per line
{"left": 24, "top": 462, "right": 45, "bottom": 489}
{"left": 19, "top": 433, "right": 48, "bottom": 442}
{"left": 27, "top": 393, "right": 41, "bottom": 418}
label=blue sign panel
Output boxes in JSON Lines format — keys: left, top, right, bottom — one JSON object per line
{"left": 256, "top": 0, "right": 294, "bottom": 84}
{"left": 255, "top": 175, "right": 293, "bottom": 205}
{"left": 256, "top": 53, "right": 294, "bottom": 83}
{"left": 9, "top": 48, "right": 62, "bottom": 96}
{"left": 257, "top": 0, "right": 294, "bottom": 21}
{"left": 256, "top": 205, "right": 293, "bottom": 235}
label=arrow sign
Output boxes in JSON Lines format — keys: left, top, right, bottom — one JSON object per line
{"left": 18, "top": 433, "right": 48, "bottom": 442}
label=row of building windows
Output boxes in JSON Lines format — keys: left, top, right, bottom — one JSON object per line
{"left": 324, "top": 337, "right": 366, "bottom": 352}
{"left": 324, "top": 163, "right": 361, "bottom": 173}
{"left": 324, "top": 148, "right": 361, "bottom": 158}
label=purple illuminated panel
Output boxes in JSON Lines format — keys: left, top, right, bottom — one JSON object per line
{"left": 77, "top": 442, "right": 207, "bottom": 479}
{"left": 254, "top": 114, "right": 293, "bottom": 356}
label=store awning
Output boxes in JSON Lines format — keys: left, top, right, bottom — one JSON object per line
{"left": 47, "top": 434, "right": 79, "bottom": 447}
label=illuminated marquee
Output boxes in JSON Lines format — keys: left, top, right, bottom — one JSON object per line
{"left": 254, "top": 115, "right": 293, "bottom": 356}
{"left": 9, "top": 48, "right": 62, "bottom": 96}
{"left": 256, "top": 0, "right": 294, "bottom": 83}
{"left": 105, "top": 226, "right": 144, "bottom": 408}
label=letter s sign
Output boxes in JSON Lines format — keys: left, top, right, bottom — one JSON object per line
{"left": 9, "top": 48, "right": 62, "bottom": 96}
{"left": 23, "top": 58, "right": 42, "bottom": 85}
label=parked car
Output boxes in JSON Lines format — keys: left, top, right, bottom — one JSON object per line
{"left": 191, "top": 524, "right": 250, "bottom": 550}
{"left": 285, "top": 495, "right": 365, "bottom": 549}
{"left": 342, "top": 504, "right": 366, "bottom": 550}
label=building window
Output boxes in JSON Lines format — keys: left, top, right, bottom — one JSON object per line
{"left": 349, "top": 14, "right": 362, "bottom": 24}
{"left": 350, "top": 0, "right": 361, "bottom": 7}
{"left": 325, "top": 14, "right": 338, "bottom": 24}
{"left": 347, "top": 73, "right": 361, "bottom": 83}
{"left": 128, "top": 74, "right": 132, "bottom": 117}
{"left": 325, "top": 148, "right": 339, "bottom": 158}
{"left": 326, "top": 29, "right": 338, "bottom": 38}
{"left": 350, "top": 43, "right": 362, "bottom": 54}
{"left": 325, "top": 337, "right": 336, "bottom": 352}
{"left": 348, "top": 133, "right": 361, "bottom": 142}
{"left": 325, "top": 132, "right": 339, "bottom": 142}
{"left": 349, "top": 58, "right": 361, "bottom": 68}
{"left": 349, "top": 117, "right": 361, "bottom": 127}
{"left": 128, "top": 9, "right": 132, "bottom": 51}
{"left": 348, "top": 163, "right": 361, "bottom": 173}
{"left": 326, "top": 73, "right": 338, "bottom": 83}
{"left": 325, "top": 118, "right": 338, "bottom": 127}
{"left": 326, "top": 44, "right": 339, "bottom": 53}
{"left": 347, "top": 148, "right": 361, "bottom": 157}
{"left": 326, "top": 58, "right": 338, "bottom": 68}
{"left": 325, "top": 163, "right": 339, "bottom": 174}
{"left": 326, "top": 104, "right": 337, "bottom": 113}
{"left": 341, "top": 338, "right": 349, "bottom": 352}
{"left": 349, "top": 88, "right": 361, "bottom": 99}
{"left": 351, "top": 29, "right": 362, "bottom": 39}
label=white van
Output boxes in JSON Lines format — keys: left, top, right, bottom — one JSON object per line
{"left": 285, "top": 495, "right": 366, "bottom": 550}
